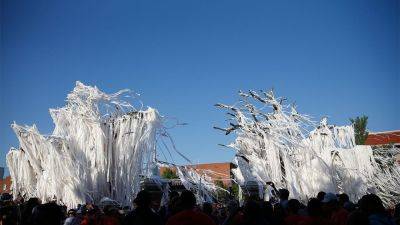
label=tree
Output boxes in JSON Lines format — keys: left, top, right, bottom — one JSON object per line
{"left": 230, "top": 183, "right": 239, "bottom": 199}
{"left": 215, "top": 179, "right": 230, "bottom": 201}
{"left": 161, "top": 168, "right": 178, "bottom": 179}
{"left": 349, "top": 115, "right": 369, "bottom": 145}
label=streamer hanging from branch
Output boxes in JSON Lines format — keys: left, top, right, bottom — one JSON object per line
{"left": 215, "top": 89, "right": 400, "bottom": 205}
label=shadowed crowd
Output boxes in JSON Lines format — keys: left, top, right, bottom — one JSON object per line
{"left": 0, "top": 187, "right": 399, "bottom": 225}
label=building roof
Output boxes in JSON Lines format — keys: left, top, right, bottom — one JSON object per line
{"left": 365, "top": 130, "right": 400, "bottom": 146}
{"left": 159, "top": 162, "right": 233, "bottom": 186}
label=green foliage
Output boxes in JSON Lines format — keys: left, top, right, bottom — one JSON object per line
{"left": 161, "top": 168, "right": 178, "bottom": 179}
{"left": 214, "top": 178, "right": 230, "bottom": 201}
{"left": 230, "top": 183, "right": 239, "bottom": 199}
{"left": 215, "top": 179, "right": 226, "bottom": 189}
{"left": 349, "top": 115, "right": 369, "bottom": 145}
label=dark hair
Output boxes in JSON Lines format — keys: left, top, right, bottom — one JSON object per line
{"left": 261, "top": 201, "right": 273, "bottom": 215}
{"left": 32, "top": 202, "right": 63, "bottom": 225}
{"left": 338, "top": 193, "right": 349, "bottom": 203}
{"left": 67, "top": 209, "right": 77, "bottom": 216}
{"left": 0, "top": 193, "right": 12, "bottom": 201}
{"left": 179, "top": 190, "right": 196, "bottom": 209}
{"left": 243, "top": 200, "right": 263, "bottom": 221}
{"left": 307, "top": 198, "right": 322, "bottom": 217}
{"left": 134, "top": 190, "right": 152, "bottom": 207}
{"left": 278, "top": 189, "right": 289, "bottom": 200}
{"left": 288, "top": 199, "right": 301, "bottom": 214}
{"left": 317, "top": 191, "right": 326, "bottom": 202}
{"left": 359, "top": 194, "right": 385, "bottom": 215}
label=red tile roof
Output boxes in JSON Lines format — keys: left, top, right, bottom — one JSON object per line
{"left": 160, "top": 162, "right": 233, "bottom": 186}
{"left": 365, "top": 130, "right": 400, "bottom": 146}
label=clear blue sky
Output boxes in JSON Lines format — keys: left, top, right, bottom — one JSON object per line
{"left": 1, "top": 0, "right": 399, "bottom": 170}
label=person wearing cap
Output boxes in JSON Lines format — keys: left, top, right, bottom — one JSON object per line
{"left": 123, "top": 190, "right": 161, "bottom": 225}
{"left": 321, "top": 193, "right": 349, "bottom": 225}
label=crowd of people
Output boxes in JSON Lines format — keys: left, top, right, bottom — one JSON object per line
{"left": 0, "top": 186, "right": 399, "bottom": 225}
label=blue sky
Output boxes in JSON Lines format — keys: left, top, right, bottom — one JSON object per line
{"left": 1, "top": 0, "right": 399, "bottom": 170}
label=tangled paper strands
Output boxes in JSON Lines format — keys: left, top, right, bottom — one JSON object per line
{"left": 6, "top": 82, "right": 221, "bottom": 208}
{"left": 214, "top": 90, "right": 400, "bottom": 206}
{"left": 7, "top": 82, "right": 163, "bottom": 207}
{"left": 6, "top": 83, "right": 399, "bottom": 208}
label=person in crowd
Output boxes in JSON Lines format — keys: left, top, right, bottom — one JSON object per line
{"left": 100, "top": 205, "right": 121, "bottom": 225}
{"left": 316, "top": 192, "right": 326, "bottom": 203}
{"left": 202, "top": 202, "right": 219, "bottom": 224}
{"left": 277, "top": 189, "right": 289, "bottom": 211}
{"left": 0, "top": 201, "right": 20, "bottom": 225}
{"left": 20, "top": 198, "right": 40, "bottom": 225}
{"left": 2, "top": 188, "right": 400, "bottom": 225}
{"left": 361, "top": 194, "right": 396, "bottom": 225}
{"left": 226, "top": 200, "right": 268, "bottom": 225}
{"left": 260, "top": 201, "right": 278, "bottom": 225}
{"left": 123, "top": 190, "right": 161, "bottom": 225}
{"left": 166, "top": 190, "right": 216, "bottom": 225}
{"left": 222, "top": 199, "right": 240, "bottom": 225}
{"left": 347, "top": 196, "right": 370, "bottom": 225}
{"left": 80, "top": 204, "right": 102, "bottom": 225}
{"left": 63, "top": 209, "right": 81, "bottom": 225}
{"left": 284, "top": 199, "right": 305, "bottom": 225}
{"left": 337, "top": 193, "right": 355, "bottom": 212}
{"left": 159, "top": 191, "right": 180, "bottom": 223}
{"left": 394, "top": 203, "right": 400, "bottom": 225}
{"left": 321, "top": 192, "right": 348, "bottom": 225}
{"left": 272, "top": 202, "right": 286, "bottom": 225}
{"left": 31, "top": 202, "right": 64, "bottom": 225}
{"left": 241, "top": 200, "right": 269, "bottom": 225}
{"left": 300, "top": 198, "right": 333, "bottom": 225}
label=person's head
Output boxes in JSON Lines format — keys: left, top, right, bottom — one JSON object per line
{"left": 359, "top": 194, "right": 385, "bottom": 215}
{"left": 243, "top": 200, "right": 262, "bottom": 220}
{"left": 202, "top": 202, "right": 213, "bottom": 215}
{"left": 67, "top": 209, "right": 76, "bottom": 217}
{"left": 27, "top": 197, "right": 41, "bottom": 206}
{"left": 321, "top": 192, "right": 339, "bottom": 213}
{"left": 32, "top": 202, "right": 64, "bottom": 225}
{"left": 260, "top": 201, "right": 273, "bottom": 217}
{"left": 103, "top": 205, "right": 120, "bottom": 217}
{"left": 321, "top": 192, "right": 338, "bottom": 204}
{"left": 0, "top": 205, "right": 20, "bottom": 225}
{"left": 338, "top": 193, "right": 349, "bottom": 205}
{"left": 287, "top": 199, "right": 301, "bottom": 215}
{"left": 317, "top": 191, "right": 326, "bottom": 202}
{"left": 179, "top": 190, "right": 196, "bottom": 210}
{"left": 134, "top": 190, "right": 152, "bottom": 208}
{"left": 307, "top": 198, "right": 323, "bottom": 217}
{"left": 278, "top": 189, "right": 289, "bottom": 201}
{"left": 85, "top": 204, "right": 100, "bottom": 217}
{"left": 0, "top": 193, "right": 12, "bottom": 202}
